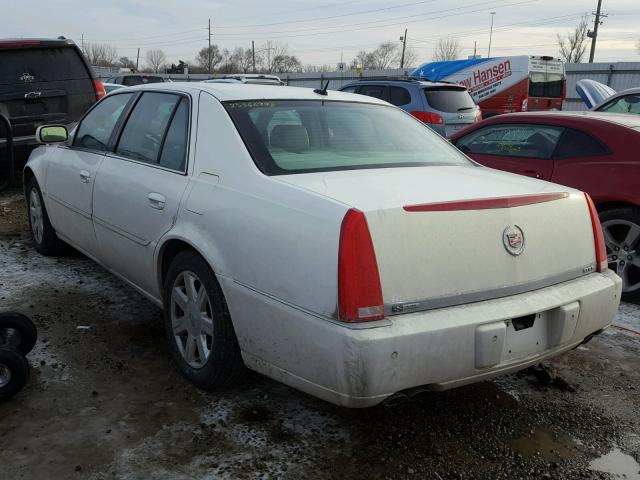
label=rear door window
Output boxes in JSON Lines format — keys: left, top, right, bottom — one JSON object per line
{"left": 358, "top": 85, "right": 389, "bottom": 102}
{"left": 456, "top": 124, "right": 563, "bottom": 159}
{"left": 115, "top": 92, "right": 182, "bottom": 165}
{"left": 158, "top": 98, "right": 189, "bottom": 171}
{"left": 424, "top": 87, "right": 475, "bottom": 113}
{"left": 73, "top": 93, "right": 134, "bottom": 151}
{"left": 340, "top": 86, "right": 358, "bottom": 93}
{"left": 553, "top": 128, "right": 609, "bottom": 159}
{"left": 389, "top": 86, "right": 411, "bottom": 106}
{"left": 0, "top": 47, "right": 88, "bottom": 85}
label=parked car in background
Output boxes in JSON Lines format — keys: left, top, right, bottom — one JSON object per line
{"left": 593, "top": 87, "right": 640, "bottom": 115}
{"left": 0, "top": 37, "right": 104, "bottom": 167}
{"left": 105, "top": 74, "right": 165, "bottom": 86}
{"left": 103, "top": 82, "right": 125, "bottom": 94}
{"left": 450, "top": 111, "right": 640, "bottom": 300}
{"left": 339, "top": 78, "right": 480, "bottom": 137}
{"left": 203, "top": 74, "right": 284, "bottom": 85}
{"left": 24, "top": 84, "right": 620, "bottom": 407}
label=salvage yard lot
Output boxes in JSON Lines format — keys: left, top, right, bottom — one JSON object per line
{"left": 0, "top": 189, "right": 639, "bottom": 480}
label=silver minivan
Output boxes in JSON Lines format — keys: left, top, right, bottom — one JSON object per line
{"left": 339, "top": 78, "right": 481, "bottom": 137}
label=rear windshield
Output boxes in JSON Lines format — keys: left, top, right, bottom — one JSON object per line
{"left": 0, "top": 47, "right": 88, "bottom": 85}
{"left": 224, "top": 100, "right": 472, "bottom": 175}
{"left": 423, "top": 87, "right": 476, "bottom": 113}
{"left": 122, "top": 76, "right": 163, "bottom": 86}
{"left": 528, "top": 73, "right": 564, "bottom": 98}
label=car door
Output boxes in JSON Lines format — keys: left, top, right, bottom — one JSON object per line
{"left": 550, "top": 127, "right": 613, "bottom": 196}
{"left": 454, "top": 123, "right": 562, "bottom": 180}
{"left": 92, "top": 91, "right": 191, "bottom": 296}
{"left": 44, "top": 92, "right": 134, "bottom": 256}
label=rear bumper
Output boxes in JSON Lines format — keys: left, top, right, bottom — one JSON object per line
{"left": 225, "top": 270, "right": 622, "bottom": 408}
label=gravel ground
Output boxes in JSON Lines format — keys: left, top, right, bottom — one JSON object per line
{"left": 0, "top": 188, "right": 639, "bottom": 480}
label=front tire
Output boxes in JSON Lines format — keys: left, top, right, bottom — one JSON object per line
{"left": 26, "top": 178, "right": 64, "bottom": 256}
{"left": 163, "top": 250, "right": 245, "bottom": 390}
{"left": 0, "top": 312, "right": 37, "bottom": 355}
{"left": 600, "top": 207, "right": 640, "bottom": 301}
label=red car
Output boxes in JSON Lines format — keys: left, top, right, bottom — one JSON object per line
{"left": 450, "top": 111, "right": 640, "bottom": 300}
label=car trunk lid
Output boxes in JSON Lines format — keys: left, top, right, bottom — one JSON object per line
{"left": 277, "top": 166, "right": 596, "bottom": 313}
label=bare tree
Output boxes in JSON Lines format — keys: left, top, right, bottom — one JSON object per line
{"left": 145, "top": 49, "right": 166, "bottom": 73}
{"left": 195, "top": 45, "right": 223, "bottom": 72}
{"left": 261, "top": 41, "right": 289, "bottom": 73}
{"left": 272, "top": 54, "right": 302, "bottom": 73}
{"left": 118, "top": 56, "right": 136, "bottom": 70}
{"left": 82, "top": 43, "right": 118, "bottom": 67}
{"left": 303, "top": 64, "right": 334, "bottom": 73}
{"left": 402, "top": 47, "right": 419, "bottom": 69}
{"left": 350, "top": 50, "right": 376, "bottom": 70}
{"left": 230, "top": 47, "right": 254, "bottom": 73}
{"left": 557, "top": 14, "right": 589, "bottom": 63}
{"left": 433, "top": 38, "right": 461, "bottom": 61}
{"left": 371, "top": 42, "right": 400, "bottom": 69}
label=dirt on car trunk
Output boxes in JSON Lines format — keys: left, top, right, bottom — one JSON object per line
{"left": 0, "top": 189, "right": 639, "bottom": 480}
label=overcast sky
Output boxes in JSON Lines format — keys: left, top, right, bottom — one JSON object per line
{"left": 3, "top": 0, "right": 639, "bottom": 68}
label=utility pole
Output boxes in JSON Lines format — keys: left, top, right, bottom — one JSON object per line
{"left": 488, "top": 12, "right": 496, "bottom": 57}
{"left": 208, "top": 18, "right": 212, "bottom": 74}
{"left": 588, "top": 0, "right": 606, "bottom": 63}
{"left": 81, "top": 34, "right": 84, "bottom": 51}
{"left": 399, "top": 29, "right": 407, "bottom": 69}
{"left": 252, "top": 40, "right": 256, "bottom": 73}
{"left": 136, "top": 48, "right": 140, "bottom": 71}
{"left": 473, "top": 40, "right": 477, "bottom": 58}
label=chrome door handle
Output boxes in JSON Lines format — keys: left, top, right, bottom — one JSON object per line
{"left": 79, "top": 170, "right": 91, "bottom": 183}
{"left": 148, "top": 192, "right": 166, "bottom": 210}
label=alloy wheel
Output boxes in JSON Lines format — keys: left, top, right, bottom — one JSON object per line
{"left": 603, "top": 219, "right": 640, "bottom": 295}
{"left": 29, "top": 188, "right": 44, "bottom": 244}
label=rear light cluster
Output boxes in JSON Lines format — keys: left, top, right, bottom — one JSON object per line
{"left": 475, "top": 109, "right": 483, "bottom": 122}
{"left": 584, "top": 193, "right": 608, "bottom": 272}
{"left": 410, "top": 111, "right": 444, "bottom": 125}
{"left": 93, "top": 79, "right": 106, "bottom": 101}
{"left": 338, "top": 209, "right": 384, "bottom": 322}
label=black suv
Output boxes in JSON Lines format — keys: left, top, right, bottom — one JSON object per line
{"left": 0, "top": 38, "right": 104, "bottom": 179}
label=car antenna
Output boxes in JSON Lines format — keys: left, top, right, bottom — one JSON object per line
{"left": 313, "top": 79, "right": 330, "bottom": 96}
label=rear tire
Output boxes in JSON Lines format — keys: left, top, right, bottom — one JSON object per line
{"left": 26, "top": 178, "right": 64, "bottom": 256}
{"left": 0, "top": 347, "right": 30, "bottom": 399}
{"left": 163, "top": 250, "right": 246, "bottom": 390}
{"left": 599, "top": 207, "right": 640, "bottom": 302}
{"left": 0, "top": 312, "right": 37, "bottom": 355}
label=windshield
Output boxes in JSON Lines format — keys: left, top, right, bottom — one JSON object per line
{"left": 528, "top": 72, "right": 564, "bottom": 98}
{"left": 224, "top": 100, "right": 472, "bottom": 175}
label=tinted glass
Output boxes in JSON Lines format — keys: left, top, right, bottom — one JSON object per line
{"left": 456, "top": 124, "right": 563, "bottom": 159}
{"left": 0, "top": 47, "right": 88, "bottom": 85}
{"left": 389, "top": 86, "right": 411, "bottom": 106}
{"left": 358, "top": 85, "right": 387, "bottom": 100}
{"left": 122, "top": 76, "right": 164, "bottom": 86}
{"left": 597, "top": 95, "right": 640, "bottom": 115}
{"left": 554, "top": 129, "right": 608, "bottom": 159}
{"left": 74, "top": 93, "right": 133, "bottom": 151}
{"left": 116, "top": 92, "right": 180, "bottom": 164}
{"left": 225, "top": 100, "right": 472, "bottom": 175}
{"left": 528, "top": 72, "right": 564, "bottom": 98}
{"left": 424, "top": 88, "right": 475, "bottom": 112}
{"left": 159, "top": 98, "right": 189, "bottom": 171}
{"left": 340, "top": 86, "right": 358, "bottom": 93}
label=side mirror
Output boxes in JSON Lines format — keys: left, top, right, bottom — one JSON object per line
{"left": 36, "top": 125, "right": 68, "bottom": 144}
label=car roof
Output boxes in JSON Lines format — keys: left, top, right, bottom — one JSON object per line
{"left": 594, "top": 87, "right": 640, "bottom": 108}
{"left": 128, "top": 82, "right": 390, "bottom": 104}
{"left": 481, "top": 111, "right": 640, "bottom": 129}
{"left": 342, "top": 78, "right": 464, "bottom": 89}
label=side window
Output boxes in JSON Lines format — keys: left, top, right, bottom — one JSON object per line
{"left": 456, "top": 124, "right": 563, "bottom": 159}
{"left": 116, "top": 92, "right": 181, "bottom": 164}
{"left": 598, "top": 95, "right": 640, "bottom": 115}
{"left": 340, "top": 86, "right": 358, "bottom": 93}
{"left": 389, "top": 86, "right": 411, "bottom": 106}
{"left": 358, "top": 85, "right": 388, "bottom": 101}
{"left": 554, "top": 128, "right": 609, "bottom": 159}
{"left": 159, "top": 98, "right": 189, "bottom": 171}
{"left": 73, "top": 93, "right": 133, "bottom": 151}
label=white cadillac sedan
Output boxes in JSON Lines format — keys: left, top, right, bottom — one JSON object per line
{"left": 24, "top": 83, "right": 621, "bottom": 407}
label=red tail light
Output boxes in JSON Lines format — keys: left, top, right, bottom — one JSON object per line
{"left": 410, "top": 111, "right": 444, "bottom": 125}
{"left": 475, "top": 109, "right": 483, "bottom": 122}
{"left": 338, "top": 209, "right": 384, "bottom": 322}
{"left": 93, "top": 79, "right": 106, "bottom": 101}
{"left": 584, "top": 193, "right": 608, "bottom": 272}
